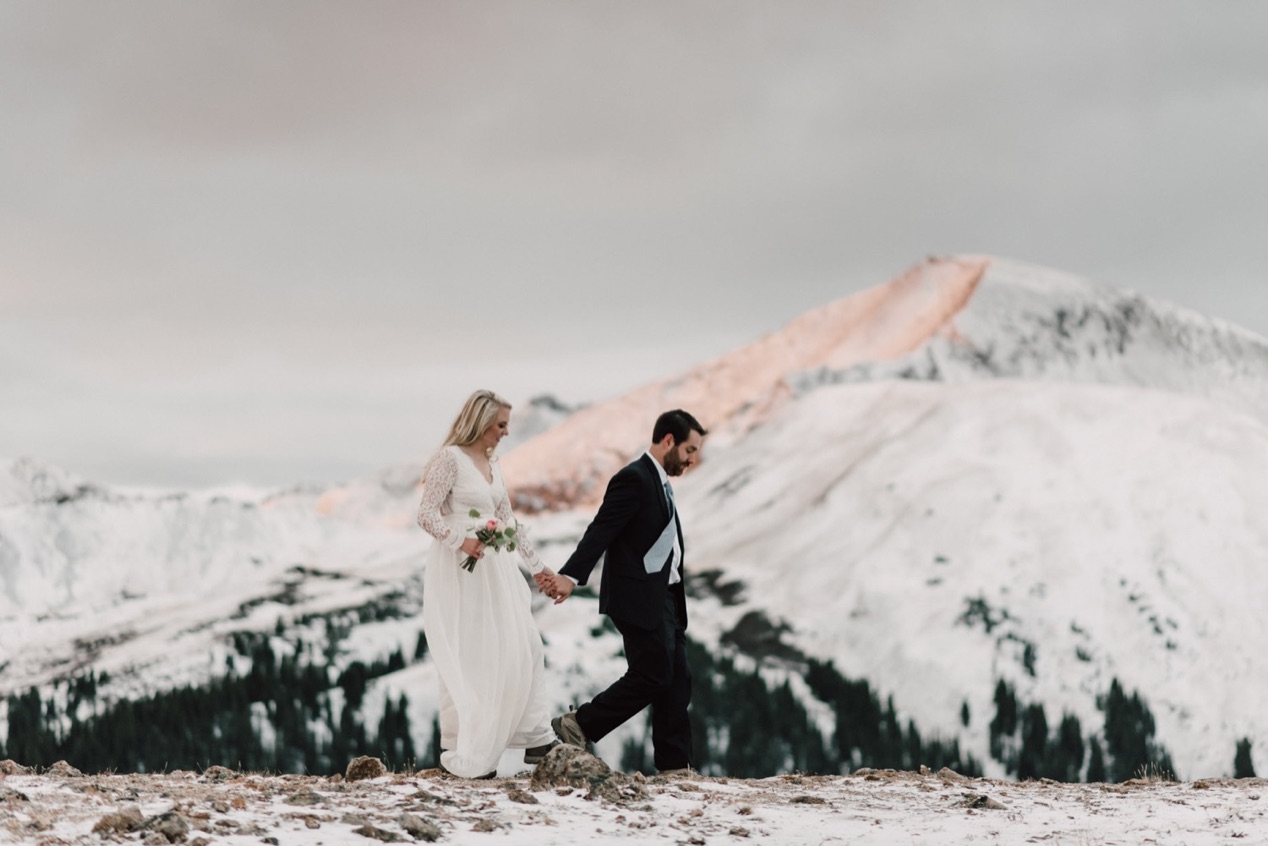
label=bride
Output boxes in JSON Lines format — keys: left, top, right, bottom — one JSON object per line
{"left": 416, "top": 389, "right": 559, "bottom": 778}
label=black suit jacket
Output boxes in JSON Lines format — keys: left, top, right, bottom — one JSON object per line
{"left": 559, "top": 454, "right": 688, "bottom": 630}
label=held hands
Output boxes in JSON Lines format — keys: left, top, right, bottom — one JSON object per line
{"left": 534, "top": 569, "right": 576, "bottom": 605}
{"left": 460, "top": 536, "right": 571, "bottom": 603}
{"left": 533, "top": 569, "right": 553, "bottom": 593}
{"left": 549, "top": 574, "right": 575, "bottom": 605}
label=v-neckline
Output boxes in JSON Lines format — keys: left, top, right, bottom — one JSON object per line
{"left": 455, "top": 446, "right": 495, "bottom": 486}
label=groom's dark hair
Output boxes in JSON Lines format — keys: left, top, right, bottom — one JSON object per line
{"left": 652, "top": 409, "right": 707, "bottom": 446}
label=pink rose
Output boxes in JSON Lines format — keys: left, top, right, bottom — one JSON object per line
{"left": 486, "top": 519, "right": 498, "bottom": 531}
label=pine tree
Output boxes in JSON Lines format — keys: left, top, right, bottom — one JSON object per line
{"left": 1053, "top": 714, "right": 1085, "bottom": 783}
{"left": 806, "top": 662, "right": 884, "bottom": 768}
{"left": 1234, "top": 738, "right": 1256, "bottom": 779}
{"left": 1017, "top": 703, "right": 1048, "bottom": 781}
{"left": 722, "top": 672, "right": 780, "bottom": 776}
{"left": 989, "top": 680, "right": 1018, "bottom": 768}
{"left": 904, "top": 720, "right": 923, "bottom": 772}
{"left": 338, "top": 662, "right": 369, "bottom": 710}
{"left": 373, "top": 694, "right": 415, "bottom": 769}
{"left": 1087, "top": 738, "right": 1107, "bottom": 783}
{"left": 425, "top": 716, "right": 442, "bottom": 769}
{"left": 337, "top": 700, "right": 366, "bottom": 766}
{"left": 880, "top": 697, "right": 903, "bottom": 770}
{"left": 1102, "top": 678, "right": 1171, "bottom": 782}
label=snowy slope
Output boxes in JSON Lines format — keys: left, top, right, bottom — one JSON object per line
{"left": 672, "top": 378, "right": 1268, "bottom": 780}
{"left": 0, "top": 455, "right": 422, "bottom": 699}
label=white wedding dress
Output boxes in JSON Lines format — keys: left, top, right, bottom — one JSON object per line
{"left": 416, "top": 445, "right": 555, "bottom": 777}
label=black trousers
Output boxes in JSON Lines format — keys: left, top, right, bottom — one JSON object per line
{"left": 575, "top": 592, "right": 692, "bottom": 771}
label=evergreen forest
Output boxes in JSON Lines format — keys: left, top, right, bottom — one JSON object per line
{"left": 3, "top": 621, "right": 1216, "bottom": 782}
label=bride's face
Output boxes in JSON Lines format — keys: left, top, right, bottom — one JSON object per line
{"left": 479, "top": 406, "right": 511, "bottom": 452}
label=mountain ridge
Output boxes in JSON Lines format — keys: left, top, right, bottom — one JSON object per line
{"left": 503, "top": 255, "right": 990, "bottom": 510}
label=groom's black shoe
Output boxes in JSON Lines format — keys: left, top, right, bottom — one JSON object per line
{"left": 523, "top": 739, "right": 561, "bottom": 765}
{"left": 551, "top": 711, "right": 589, "bottom": 750}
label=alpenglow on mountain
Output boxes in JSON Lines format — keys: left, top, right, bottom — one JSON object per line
{"left": 2, "top": 255, "right": 1266, "bottom": 783}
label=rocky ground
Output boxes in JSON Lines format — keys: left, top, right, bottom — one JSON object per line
{"left": 3, "top": 750, "right": 1266, "bottom": 845}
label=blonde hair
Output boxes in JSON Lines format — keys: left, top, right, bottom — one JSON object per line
{"left": 443, "top": 389, "right": 511, "bottom": 449}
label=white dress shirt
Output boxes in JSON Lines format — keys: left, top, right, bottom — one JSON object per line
{"left": 647, "top": 450, "right": 683, "bottom": 586}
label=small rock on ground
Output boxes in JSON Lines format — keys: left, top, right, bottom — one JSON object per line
{"left": 201, "top": 765, "right": 237, "bottom": 781}
{"left": 353, "top": 823, "right": 402, "bottom": 842}
{"left": 962, "top": 793, "right": 1008, "bottom": 810}
{"left": 531, "top": 744, "right": 646, "bottom": 803}
{"left": 346, "top": 756, "right": 388, "bottom": 782}
{"left": 92, "top": 806, "right": 145, "bottom": 835}
{"left": 141, "top": 811, "right": 191, "bottom": 843}
{"left": 399, "top": 813, "right": 443, "bottom": 842}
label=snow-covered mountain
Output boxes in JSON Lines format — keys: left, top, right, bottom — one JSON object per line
{"left": 818, "top": 260, "right": 1268, "bottom": 415}
{"left": 504, "top": 256, "right": 1268, "bottom": 509}
{"left": 507, "top": 255, "right": 1268, "bottom": 780}
{"left": 0, "top": 457, "right": 413, "bottom": 697}
{"left": 679, "top": 377, "right": 1268, "bottom": 780}
{"left": 503, "top": 257, "right": 990, "bottom": 509}
{"left": 3, "top": 256, "right": 1267, "bottom": 782}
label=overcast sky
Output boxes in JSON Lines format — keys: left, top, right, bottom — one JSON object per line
{"left": 3, "top": 1, "right": 1267, "bottom": 489}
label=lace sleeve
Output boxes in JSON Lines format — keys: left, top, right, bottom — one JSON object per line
{"left": 417, "top": 449, "right": 465, "bottom": 551}
{"left": 494, "top": 466, "right": 545, "bottom": 574}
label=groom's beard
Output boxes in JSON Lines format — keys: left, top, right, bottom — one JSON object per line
{"left": 663, "top": 446, "right": 687, "bottom": 476}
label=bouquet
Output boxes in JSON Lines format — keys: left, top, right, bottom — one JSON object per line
{"left": 460, "top": 508, "right": 518, "bottom": 572}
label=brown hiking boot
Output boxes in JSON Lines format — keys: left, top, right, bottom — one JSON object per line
{"left": 551, "top": 711, "right": 589, "bottom": 749}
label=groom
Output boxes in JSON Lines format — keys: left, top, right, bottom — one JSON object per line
{"left": 538, "top": 409, "right": 707, "bottom": 774}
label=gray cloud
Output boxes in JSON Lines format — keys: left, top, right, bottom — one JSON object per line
{"left": 3, "top": 1, "right": 1267, "bottom": 486}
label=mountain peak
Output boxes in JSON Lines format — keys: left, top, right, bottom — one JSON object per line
{"left": 505, "top": 255, "right": 1268, "bottom": 511}
{"left": 503, "top": 256, "right": 990, "bottom": 510}
{"left": 0, "top": 456, "right": 97, "bottom": 508}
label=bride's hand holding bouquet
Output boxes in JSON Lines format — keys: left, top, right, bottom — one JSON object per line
{"left": 460, "top": 508, "right": 518, "bottom": 572}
